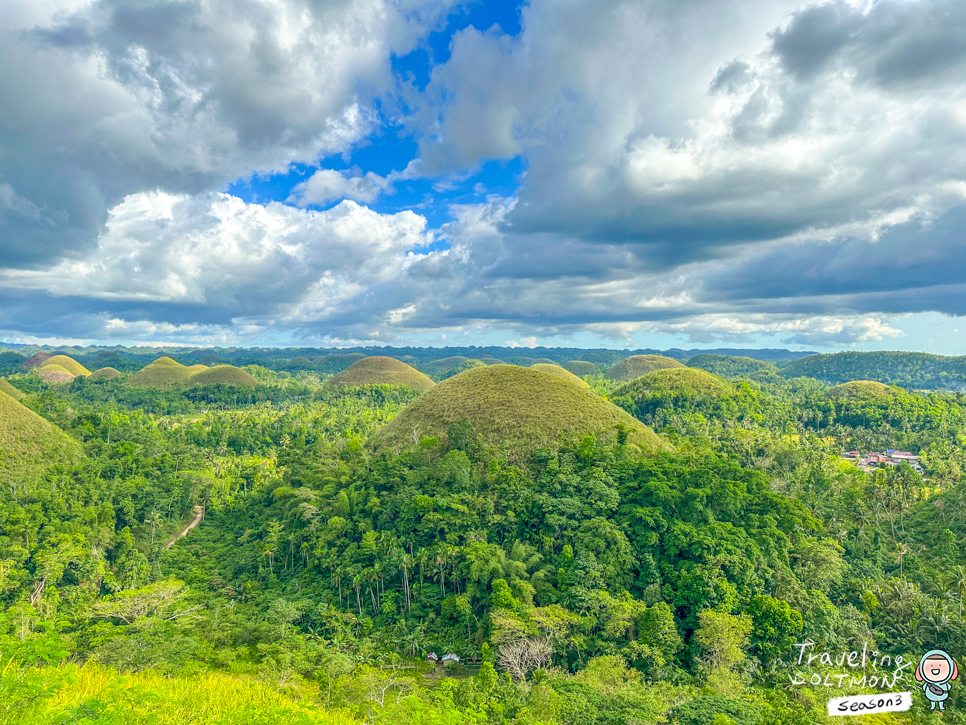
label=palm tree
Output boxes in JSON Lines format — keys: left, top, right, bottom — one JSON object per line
{"left": 947, "top": 565, "right": 966, "bottom": 619}
{"left": 144, "top": 510, "right": 164, "bottom": 544}
{"left": 896, "top": 542, "right": 910, "bottom": 581}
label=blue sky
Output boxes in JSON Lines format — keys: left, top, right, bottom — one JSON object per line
{"left": 2, "top": 0, "right": 966, "bottom": 353}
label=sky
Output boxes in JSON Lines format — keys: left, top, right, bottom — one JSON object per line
{"left": 1, "top": 0, "right": 966, "bottom": 353}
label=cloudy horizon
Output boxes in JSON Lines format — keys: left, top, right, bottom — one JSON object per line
{"left": 2, "top": 0, "right": 965, "bottom": 354}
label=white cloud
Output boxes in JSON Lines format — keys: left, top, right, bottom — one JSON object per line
{"left": 289, "top": 169, "right": 391, "bottom": 206}
{"left": 0, "top": 0, "right": 455, "bottom": 266}
{"left": 0, "top": 192, "right": 434, "bottom": 320}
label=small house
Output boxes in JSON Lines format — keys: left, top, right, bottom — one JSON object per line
{"left": 441, "top": 653, "right": 460, "bottom": 666}
{"left": 426, "top": 652, "right": 438, "bottom": 666}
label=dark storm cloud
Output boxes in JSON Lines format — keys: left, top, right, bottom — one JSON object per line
{"left": 703, "top": 207, "right": 966, "bottom": 306}
{"left": 772, "top": 0, "right": 966, "bottom": 89}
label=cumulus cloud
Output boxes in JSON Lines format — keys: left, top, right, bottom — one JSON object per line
{"left": 0, "top": 192, "right": 433, "bottom": 339}
{"left": 3, "top": 0, "right": 966, "bottom": 349}
{"left": 414, "top": 0, "right": 966, "bottom": 261}
{"left": 0, "top": 0, "right": 455, "bottom": 266}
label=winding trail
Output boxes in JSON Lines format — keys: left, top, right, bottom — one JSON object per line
{"left": 165, "top": 505, "right": 204, "bottom": 549}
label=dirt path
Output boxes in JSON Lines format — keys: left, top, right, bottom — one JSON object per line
{"left": 165, "top": 505, "right": 204, "bottom": 549}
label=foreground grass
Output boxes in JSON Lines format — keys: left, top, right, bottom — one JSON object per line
{"left": 0, "top": 662, "right": 359, "bottom": 725}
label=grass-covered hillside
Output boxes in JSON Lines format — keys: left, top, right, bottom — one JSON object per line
{"left": 375, "top": 364, "right": 667, "bottom": 455}
{"left": 125, "top": 356, "right": 197, "bottom": 388}
{"left": 188, "top": 364, "right": 258, "bottom": 387}
{"left": 562, "top": 360, "right": 600, "bottom": 376}
{"left": 22, "top": 352, "right": 52, "bottom": 369}
{"left": 605, "top": 354, "right": 684, "bottom": 381}
{"left": 0, "top": 377, "right": 26, "bottom": 400}
{"left": 0, "top": 389, "right": 83, "bottom": 485}
{"left": 826, "top": 379, "right": 896, "bottom": 401}
{"left": 529, "top": 363, "right": 589, "bottom": 387}
{"left": 89, "top": 366, "right": 122, "bottom": 380}
{"left": 328, "top": 356, "right": 435, "bottom": 391}
{"left": 125, "top": 357, "right": 257, "bottom": 389}
{"left": 37, "top": 354, "right": 91, "bottom": 377}
{"left": 35, "top": 364, "right": 76, "bottom": 383}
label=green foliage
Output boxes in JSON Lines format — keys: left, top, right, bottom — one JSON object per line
{"left": 685, "top": 354, "right": 778, "bottom": 382}
{"left": 2, "top": 344, "right": 966, "bottom": 723}
{"left": 780, "top": 350, "right": 966, "bottom": 389}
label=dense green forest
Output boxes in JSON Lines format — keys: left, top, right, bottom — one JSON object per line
{"left": 1, "top": 349, "right": 965, "bottom": 723}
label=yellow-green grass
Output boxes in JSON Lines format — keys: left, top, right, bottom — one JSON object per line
{"left": 189, "top": 365, "right": 258, "bottom": 387}
{"left": 89, "top": 367, "right": 122, "bottom": 381}
{"left": 0, "top": 389, "right": 83, "bottom": 486}
{"left": 187, "top": 364, "right": 209, "bottom": 373}
{"left": 125, "top": 357, "right": 196, "bottom": 388}
{"left": 23, "top": 352, "right": 52, "bottom": 369}
{"left": 564, "top": 360, "right": 601, "bottom": 376}
{"left": 287, "top": 356, "right": 315, "bottom": 367}
{"left": 2, "top": 662, "right": 358, "bottom": 725}
{"left": 329, "top": 356, "right": 436, "bottom": 391}
{"left": 613, "top": 367, "right": 730, "bottom": 398}
{"left": 605, "top": 355, "right": 685, "bottom": 381}
{"left": 374, "top": 364, "right": 667, "bottom": 456}
{"left": 37, "top": 354, "right": 91, "bottom": 376}
{"left": 530, "top": 357, "right": 556, "bottom": 365}
{"left": 35, "top": 364, "right": 75, "bottom": 384}
{"left": 530, "top": 363, "right": 590, "bottom": 387}
{"left": 426, "top": 356, "right": 472, "bottom": 367}
{"left": 827, "top": 380, "right": 896, "bottom": 401}
{"left": 0, "top": 377, "right": 26, "bottom": 400}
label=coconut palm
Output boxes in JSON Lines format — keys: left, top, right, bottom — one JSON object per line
{"left": 946, "top": 565, "right": 966, "bottom": 619}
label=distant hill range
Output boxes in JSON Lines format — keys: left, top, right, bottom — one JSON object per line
{"left": 777, "top": 351, "right": 966, "bottom": 390}
{"left": 5, "top": 342, "right": 966, "bottom": 390}
{"left": 0, "top": 343, "right": 816, "bottom": 373}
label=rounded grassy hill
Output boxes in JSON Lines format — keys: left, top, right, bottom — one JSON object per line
{"left": 827, "top": 380, "right": 895, "bottom": 401}
{"left": 125, "top": 357, "right": 196, "bottom": 388}
{"left": 563, "top": 361, "right": 601, "bottom": 376}
{"left": 374, "top": 365, "right": 667, "bottom": 456}
{"left": 0, "top": 378, "right": 26, "bottom": 401}
{"left": 426, "top": 356, "right": 472, "bottom": 368}
{"left": 286, "top": 356, "right": 315, "bottom": 369}
{"left": 35, "top": 365, "right": 75, "bottom": 383}
{"left": 37, "top": 355, "right": 91, "bottom": 377}
{"left": 329, "top": 357, "right": 435, "bottom": 391}
{"left": 605, "top": 355, "right": 685, "bottom": 381}
{"left": 613, "top": 368, "right": 729, "bottom": 398}
{"left": 0, "top": 389, "right": 84, "bottom": 486}
{"left": 610, "top": 367, "right": 761, "bottom": 426}
{"left": 189, "top": 365, "right": 258, "bottom": 387}
{"left": 23, "top": 352, "right": 52, "bottom": 369}
{"left": 530, "top": 363, "right": 590, "bottom": 387}
{"left": 89, "top": 367, "right": 122, "bottom": 381}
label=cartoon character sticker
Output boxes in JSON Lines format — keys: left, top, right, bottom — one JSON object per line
{"left": 916, "top": 649, "right": 958, "bottom": 711}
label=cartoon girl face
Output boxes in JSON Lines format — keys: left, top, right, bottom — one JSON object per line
{"left": 924, "top": 655, "right": 952, "bottom": 683}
